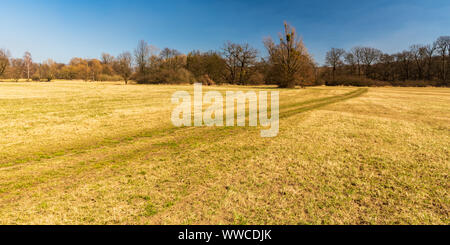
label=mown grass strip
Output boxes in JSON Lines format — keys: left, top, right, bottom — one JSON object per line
{"left": 280, "top": 88, "right": 368, "bottom": 118}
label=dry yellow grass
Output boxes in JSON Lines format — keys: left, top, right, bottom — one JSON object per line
{"left": 0, "top": 81, "right": 448, "bottom": 224}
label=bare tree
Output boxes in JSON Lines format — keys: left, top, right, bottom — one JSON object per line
{"left": 221, "top": 42, "right": 258, "bottom": 85}
{"left": 360, "top": 47, "right": 382, "bottom": 77}
{"left": 351, "top": 47, "right": 364, "bottom": 77}
{"left": 264, "top": 22, "right": 314, "bottom": 88}
{"left": 101, "top": 53, "right": 114, "bottom": 65}
{"left": 134, "top": 40, "right": 150, "bottom": 76}
{"left": 23, "top": 51, "right": 33, "bottom": 81}
{"left": 0, "top": 49, "right": 10, "bottom": 77}
{"left": 222, "top": 41, "right": 241, "bottom": 84}
{"left": 159, "top": 48, "right": 184, "bottom": 71}
{"left": 424, "top": 44, "right": 437, "bottom": 80}
{"left": 160, "top": 48, "right": 181, "bottom": 60}
{"left": 236, "top": 43, "right": 258, "bottom": 85}
{"left": 379, "top": 53, "right": 394, "bottom": 81}
{"left": 344, "top": 52, "right": 357, "bottom": 75}
{"left": 435, "top": 36, "right": 450, "bottom": 82}
{"left": 325, "top": 48, "right": 345, "bottom": 81}
{"left": 395, "top": 51, "right": 413, "bottom": 81}
{"left": 116, "top": 52, "right": 133, "bottom": 84}
{"left": 409, "top": 45, "right": 428, "bottom": 80}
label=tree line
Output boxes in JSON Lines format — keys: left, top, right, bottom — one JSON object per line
{"left": 1, "top": 23, "right": 448, "bottom": 87}
{"left": 0, "top": 23, "right": 316, "bottom": 88}
{"left": 324, "top": 36, "right": 450, "bottom": 87}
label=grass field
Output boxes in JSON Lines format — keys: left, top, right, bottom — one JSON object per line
{"left": 0, "top": 81, "right": 448, "bottom": 224}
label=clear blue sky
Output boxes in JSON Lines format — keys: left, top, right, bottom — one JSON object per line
{"left": 1, "top": 0, "right": 449, "bottom": 65}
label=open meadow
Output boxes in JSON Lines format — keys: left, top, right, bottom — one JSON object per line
{"left": 0, "top": 81, "right": 448, "bottom": 224}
